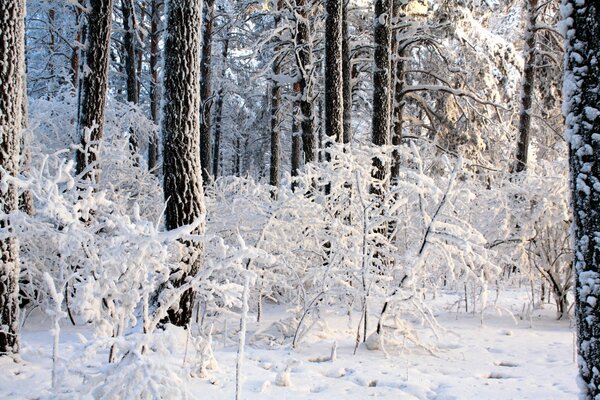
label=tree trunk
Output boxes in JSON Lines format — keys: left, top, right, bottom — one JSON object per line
{"left": 148, "top": 0, "right": 161, "bottom": 174}
{"left": 291, "top": 112, "right": 301, "bottom": 191}
{"left": 0, "top": 0, "right": 25, "bottom": 355}
{"left": 75, "top": 0, "right": 114, "bottom": 186}
{"left": 325, "top": 0, "right": 344, "bottom": 144}
{"left": 199, "top": 0, "right": 215, "bottom": 186}
{"left": 513, "top": 0, "right": 538, "bottom": 173}
{"left": 213, "top": 37, "right": 229, "bottom": 178}
{"left": 71, "top": 3, "right": 83, "bottom": 92}
{"left": 161, "top": 0, "right": 205, "bottom": 328}
{"left": 342, "top": 0, "right": 352, "bottom": 145}
{"left": 295, "top": 0, "right": 316, "bottom": 164}
{"left": 121, "top": 0, "right": 139, "bottom": 158}
{"left": 371, "top": 0, "right": 392, "bottom": 193}
{"left": 269, "top": 0, "right": 283, "bottom": 193}
{"left": 564, "top": 1, "right": 600, "bottom": 396}
{"left": 390, "top": 2, "right": 406, "bottom": 183}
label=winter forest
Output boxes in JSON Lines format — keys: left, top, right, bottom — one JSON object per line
{"left": 1, "top": 0, "right": 600, "bottom": 398}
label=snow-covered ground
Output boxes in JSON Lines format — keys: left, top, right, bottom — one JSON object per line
{"left": 0, "top": 289, "right": 577, "bottom": 399}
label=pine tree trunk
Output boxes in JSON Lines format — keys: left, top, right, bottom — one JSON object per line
{"left": 0, "top": 0, "right": 25, "bottom": 356}
{"left": 199, "top": 0, "right": 215, "bottom": 185}
{"left": 291, "top": 113, "right": 301, "bottom": 191}
{"left": 269, "top": 0, "right": 283, "bottom": 193}
{"left": 75, "top": 0, "right": 114, "bottom": 186}
{"left": 122, "top": 0, "right": 139, "bottom": 157}
{"left": 213, "top": 37, "right": 229, "bottom": 178}
{"left": 342, "top": 0, "right": 352, "bottom": 144}
{"left": 514, "top": 0, "right": 538, "bottom": 173}
{"left": 325, "top": 0, "right": 344, "bottom": 144}
{"left": 371, "top": 0, "right": 392, "bottom": 193}
{"left": 161, "top": 0, "right": 205, "bottom": 327}
{"left": 148, "top": 0, "right": 161, "bottom": 174}
{"left": 390, "top": 2, "right": 406, "bottom": 183}
{"left": 295, "top": 0, "right": 316, "bottom": 164}
{"left": 564, "top": 2, "right": 600, "bottom": 397}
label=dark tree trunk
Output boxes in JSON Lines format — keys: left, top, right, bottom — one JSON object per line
{"left": 199, "top": 0, "right": 215, "bottom": 185}
{"left": 213, "top": 37, "right": 229, "bottom": 178}
{"left": 0, "top": 0, "right": 25, "bottom": 356}
{"left": 269, "top": 0, "right": 283, "bottom": 193}
{"left": 514, "top": 0, "right": 538, "bottom": 173}
{"left": 390, "top": 2, "right": 406, "bottom": 183}
{"left": 564, "top": 1, "right": 600, "bottom": 397}
{"left": 75, "top": 0, "right": 113, "bottom": 186}
{"left": 148, "top": 0, "right": 161, "bottom": 174}
{"left": 295, "top": 0, "right": 316, "bottom": 164}
{"left": 325, "top": 0, "right": 344, "bottom": 144}
{"left": 291, "top": 112, "right": 302, "bottom": 191}
{"left": 161, "top": 0, "right": 205, "bottom": 328}
{"left": 136, "top": 2, "right": 144, "bottom": 98}
{"left": 71, "top": 3, "right": 83, "bottom": 91}
{"left": 121, "top": 0, "right": 139, "bottom": 157}
{"left": 371, "top": 0, "right": 392, "bottom": 193}
{"left": 342, "top": 0, "right": 352, "bottom": 144}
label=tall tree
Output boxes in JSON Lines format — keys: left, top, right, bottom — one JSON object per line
{"left": 148, "top": 0, "right": 161, "bottom": 174}
{"left": 269, "top": 0, "right": 283, "bottom": 192}
{"left": 563, "top": 1, "right": 600, "bottom": 397}
{"left": 161, "top": 0, "right": 205, "bottom": 327}
{"left": 0, "top": 0, "right": 25, "bottom": 356}
{"left": 213, "top": 36, "right": 229, "bottom": 178}
{"left": 513, "top": 0, "right": 538, "bottom": 173}
{"left": 390, "top": 0, "right": 406, "bottom": 183}
{"left": 324, "top": 0, "right": 344, "bottom": 144}
{"left": 121, "top": 0, "right": 140, "bottom": 157}
{"left": 371, "top": 0, "right": 392, "bottom": 192}
{"left": 200, "top": 0, "right": 215, "bottom": 185}
{"left": 342, "top": 0, "right": 352, "bottom": 144}
{"left": 75, "top": 0, "right": 114, "bottom": 186}
{"left": 295, "top": 0, "right": 316, "bottom": 164}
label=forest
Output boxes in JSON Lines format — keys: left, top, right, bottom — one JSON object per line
{"left": 0, "top": 0, "right": 599, "bottom": 398}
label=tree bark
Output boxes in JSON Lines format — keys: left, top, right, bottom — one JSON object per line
{"left": 342, "top": 0, "right": 352, "bottom": 144}
{"left": 564, "top": 1, "right": 600, "bottom": 397}
{"left": 148, "top": 0, "right": 161, "bottom": 174}
{"left": 161, "top": 0, "right": 205, "bottom": 327}
{"left": 295, "top": 0, "right": 316, "bottom": 164}
{"left": 390, "top": 1, "right": 406, "bottom": 183}
{"left": 371, "top": 0, "right": 392, "bottom": 194}
{"left": 0, "top": 0, "right": 25, "bottom": 356}
{"left": 325, "top": 0, "right": 344, "bottom": 144}
{"left": 513, "top": 0, "right": 538, "bottom": 173}
{"left": 199, "top": 0, "right": 215, "bottom": 185}
{"left": 75, "top": 0, "right": 113, "bottom": 186}
{"left": 213, "top": 37, "right": 229, "bottom": 178}
{"left": 269, "top": 0, "right": 283, "bottom": 193}
{"left": 121, "top": 0, "right": 139, "bottom": 157}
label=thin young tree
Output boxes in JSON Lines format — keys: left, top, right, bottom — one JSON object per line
{"left": 121, "top": 0, "right": 140, "bottom": 156}
{"left": 0, "top": 0, "right": 25, "bottom": 356}
{"left": 161, "top": 0, "right": 206, "bottom": 327}
{"left": 563, "top": 1, "right": 600, "bottom": 397}
{"left": 74, "top": 0, "right": 114, "bottom": 186}
{"left": 269, "top": 0, "right": 284, "bottom": 193}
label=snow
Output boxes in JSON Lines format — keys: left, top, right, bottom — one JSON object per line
{"left": 0, "top": 290, "right": 577, "bottom": 399}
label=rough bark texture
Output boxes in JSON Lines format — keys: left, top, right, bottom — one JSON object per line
{"left": 391, "top": 1, "right": 406, "bottom": 183}
{"left": 75, "top": 0, "right": 114, "bottom": 186}
{"left": 514, "top": 0, "right": 538, "bottom": 173}
{"left": 199, "top": 0, "right": 215, "bottom": 185}
{"left": 162, "top": 0, "right": 205, "bottom": 327}
{"left": 371, "top": 0, "right": 392, "bottom": 191}
{"left": 295, "top": 0, "right": 316, "bottom": 164}
{"left": 0, "top": 0, "right": 25, "bottom": 356}
{"left": 291, "top": 114, "right": 301, "bottom": 191}
{"left": 325, "top": 0, "right": 344, "bottom": 144}
{"left": 563, "top": 1, "right": 600, "bottom": 397}
{"left": 270, "top": 0, "right": 283, "bottom": 192}
{"left": 213, "top": 37, "right": 229, "bottom": 178}
{"left": 342, "top": 0, "right": 352, "bottom": 144}
{"left": 148, "top": 0, "right": 161, "bottom": 174}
